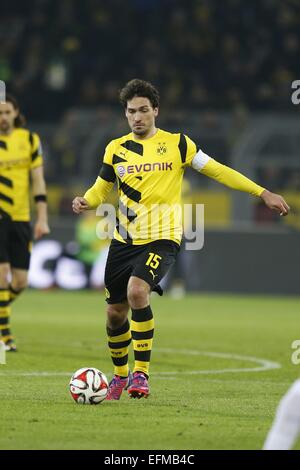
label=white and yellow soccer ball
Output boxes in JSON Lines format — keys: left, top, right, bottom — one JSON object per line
{"left": 69, "top": 367, "right": 109, "bottom": 404}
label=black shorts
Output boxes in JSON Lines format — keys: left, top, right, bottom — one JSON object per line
{"left": 104, "top": 238, "right": 180, "bottom": 304}
{"left": 0, "top": 219, "right": 32, "bottom": 270}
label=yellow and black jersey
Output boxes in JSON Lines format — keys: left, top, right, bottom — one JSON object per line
{"left": 0, "top": 128, "right": 43, "bottom": 221}
{"left": 84, "top": 128, "right": 265, "bottom": 245}
{"left": 85, "top": 129, "right": 197, "bottom": 245}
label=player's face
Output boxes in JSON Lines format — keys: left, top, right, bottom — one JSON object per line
{"left": 0, "top": 102, "right": 18, "bottom": 134}
{"left": 125, "top": 97, "right": 158, "bottom": 138}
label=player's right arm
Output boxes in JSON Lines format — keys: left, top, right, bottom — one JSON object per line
{"left": 72, "top": 141, "right": 116, "bottom": 215}
{"left": 72, "top": 178, "right": 114, "bottom": 214}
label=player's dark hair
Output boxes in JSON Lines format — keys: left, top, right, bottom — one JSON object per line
{"left": 5, "top": 94, "right": 26, "bottom": 128}
{"left": 119, "top": 79, "right": 160, "bottom": 109}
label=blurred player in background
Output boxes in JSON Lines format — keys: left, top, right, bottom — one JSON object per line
{"left": 263, "top": 379, "right": 300, "bottom": 450}
{"left": 73, "top": 79, "right": 289, "bottom": 400}
{"left": 0, "top": 94, "right": 49, "bottom": 351}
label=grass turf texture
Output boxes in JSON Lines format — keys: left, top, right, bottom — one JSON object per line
{"left": 0, "top": 290, "right": 299, "bottom": 450}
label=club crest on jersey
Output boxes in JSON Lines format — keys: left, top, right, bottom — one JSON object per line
{"left": 117, "top": 165, "right": 126, "bottom": 178}
{"left": 157, "top": 142, "right": 167, "bottom": 156}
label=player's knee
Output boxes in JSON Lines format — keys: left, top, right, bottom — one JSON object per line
{"left": 0, "top": 264, "right": 10, "bottom": 287}
{"left": 12, "top": 278, "right": 28, "bottom": 291}
{"left": 106, "top": 304, "right": 128, "bottom": 329}
{"left": 127, "top": 281, "right": 150, "bottom": 308}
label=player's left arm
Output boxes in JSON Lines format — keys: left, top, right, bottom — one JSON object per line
{"left": 191, "top": 149, "right": 290, "bottom": 216}
{"left": 31, "top": 166, "right": 50, "bottom": 239}
{"left": 30, "top": 133, "right": 50, "bottom": 239}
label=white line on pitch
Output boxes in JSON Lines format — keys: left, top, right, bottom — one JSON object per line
{"left": 153, "top": 348, "right": 281, "bottom": 376}
{"left": 0, "top": 348, "right": 281, "bottom": 377}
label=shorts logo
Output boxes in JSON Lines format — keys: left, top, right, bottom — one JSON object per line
{"left": 117, "top": 165, "right": 126, "bottom": 178}
{"left": 157, "top": 142, "right": 167, "bottom": 156}
{"left": 149, "top": 270, "right": 157, "bottom": 281}
{"left": 105, "top": 288, "right": 110, "bottom": 299}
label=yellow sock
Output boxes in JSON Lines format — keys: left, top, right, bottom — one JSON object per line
{"left": 107, "top": 319, "right": 131, "bottom": 377}
{"left": 131, "top": 306, "right": 154, "bottom": 377}
{"left": 0, "top": 289, "right": 13, "bottom": 344}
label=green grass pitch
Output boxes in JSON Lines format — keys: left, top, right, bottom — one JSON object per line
{"left": 0, "top": 290, "right": 299, "bottom": 450}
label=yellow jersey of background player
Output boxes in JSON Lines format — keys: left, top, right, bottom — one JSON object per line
{"left": 0, "top": 94, "right": 50, "bottom": 351}
{"left": 72, "top": 79, "right": 290, "bottom": 401}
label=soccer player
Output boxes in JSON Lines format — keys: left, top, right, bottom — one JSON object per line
{"left": 0, "top": 95, "right": 49, "bottom": 351}
{"left": 263, "top": 379, "right": 300, "bottom": 450}
{"left": 72, "top": 79, "right": 289, "bottom": 400}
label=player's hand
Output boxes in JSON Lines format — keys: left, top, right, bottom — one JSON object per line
{"left": 34, "top": 220, "right": 50, "bottom": 240}
{"left": 72, "top": 196, "right": 90, "bottom": 214}
{"left": 260, "top": 190, "right": 290, "bottom": 216}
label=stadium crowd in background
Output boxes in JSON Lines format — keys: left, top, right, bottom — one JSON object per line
{"left": 1, "top": 0, "right": 299, "bottom": 120}
{"left": 1, "top": 0, "right": 299, "bottom": 224}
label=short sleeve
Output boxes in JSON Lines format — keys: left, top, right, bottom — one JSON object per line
{"left": 99, "top": 140, "right": 116, "bottom": 182}
{"left": 178, "top": 134, "right": 197, "bottom": 167}
{"left": 30, "top": 133, "right": 43, "bottom": 169}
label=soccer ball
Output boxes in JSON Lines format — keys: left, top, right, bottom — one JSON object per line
{"left": 69, "top": 367, "right": 109, "bottom": 404}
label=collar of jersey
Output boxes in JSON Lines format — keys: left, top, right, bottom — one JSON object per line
{"left": 131, "top": 128, "right": 161, "bottom": 143}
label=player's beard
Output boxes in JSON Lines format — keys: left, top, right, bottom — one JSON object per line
{"left": 132, "top": 124, "right": 151, "bottom": 138}
{"left": 0, "top": 121, "right": 11, "bottom": 134}
{"left": 134, "top": 128, "right": 147, "bottom": 137}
